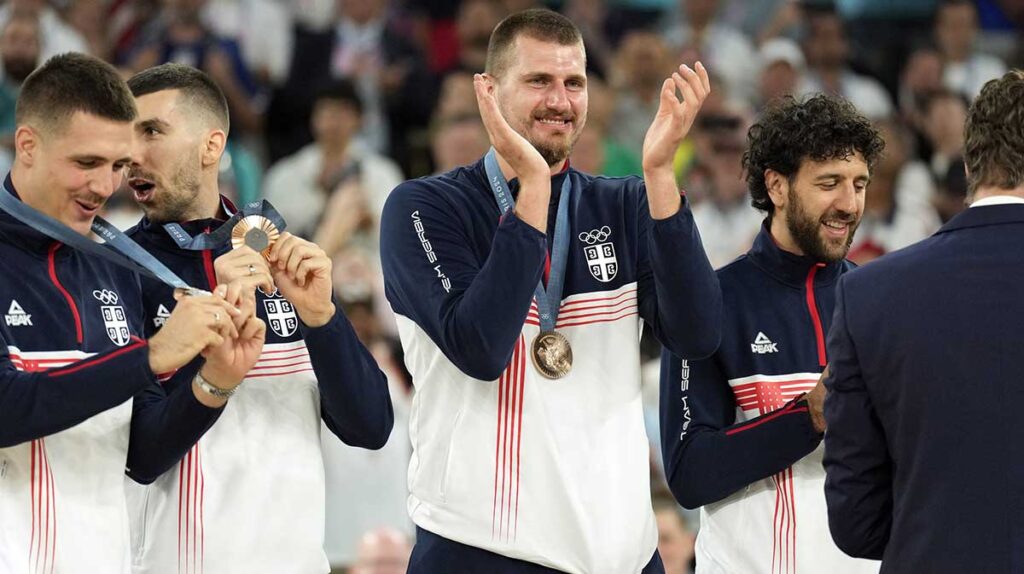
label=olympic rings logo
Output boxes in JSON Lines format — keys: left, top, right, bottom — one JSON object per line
{"left": 578, "top": 226, "right": 612, "bottom": 245}
{"left": 92, "top": 289, "right": 120, "bottom": 305}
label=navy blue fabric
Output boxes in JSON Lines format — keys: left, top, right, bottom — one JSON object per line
{"left": 408, "top": 527, "right": 665, "bottom": 574}
{"left": 0, "top": 182, "right": 222, "bottom": 483}
{"left": 823, "top": 204, "right": 1024, "bottom": 572}
{"left": 127, "top": 208, "right": 393, "bottom": 449}
{"left": 380, "top": 158, "right": 722, "bottom": 382}
{"left": 661, "top": 224, "right": 853, "bottom": 508}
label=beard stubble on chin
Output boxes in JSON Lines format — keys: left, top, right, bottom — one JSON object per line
{"left": 785, "top": 187, "right": 859, "bottom": 263}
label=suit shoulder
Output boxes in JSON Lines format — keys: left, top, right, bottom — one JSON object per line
{"left": 842, "top": 234, "right": 940, "bottom": 288}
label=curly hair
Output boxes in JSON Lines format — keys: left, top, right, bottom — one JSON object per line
{"left": 743, "top": 94, "right": 885, "bottom": 215}
{"left": 964, "top": 70, "right": 1024, "bottom": 197}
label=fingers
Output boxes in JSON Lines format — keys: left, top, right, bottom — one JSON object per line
{"left": 695, "top": 61, "right": 711, "bottom": 95}
{"left": 214, "top": 247, "right": 275, "bottom": 292}
{"left": 239, "top": 316, "right": 265, "bottom": 341}
{"left": 269, "top": 233, "right": 331, "bottom": 286}
{"left": 473, "top": 73, "right": 502, "bottom": 142}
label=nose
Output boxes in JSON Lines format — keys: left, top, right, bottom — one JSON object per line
{"left": 834, "top": 181, "right": 859, "bottom": 215}
{"left": 545, "top": 83, "right": 571, "bottom": 113}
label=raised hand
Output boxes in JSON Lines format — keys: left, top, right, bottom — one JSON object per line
{"left": 641, "top": 61, "right": 711, "bottom": 219}
{"left": 474, "top": 73, "right": 552, "bottom": 232}
{"left": 266, "top": 232, "right": 336, "bottom": 327}
{"left": 198, "top": 308, "right": 266, "bottom": 398}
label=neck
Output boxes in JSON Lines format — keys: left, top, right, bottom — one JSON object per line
{"left": 768, "top": 213, "right": 805, "bottom": 257}
{"left": 321, "top": 138, "right": 351, "bottom": 161}
{"left": 182, "top": 179, "right": 223, "bottom": 221}
{"left": 971, "top": 185, "right": 1024, "bottom": 204}
{"left": 494, "top": 150, "right": 564, "bottom": 181}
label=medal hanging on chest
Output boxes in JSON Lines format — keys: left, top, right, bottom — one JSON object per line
{"left": 484, "top": 148, "right": 574, "bottom": 379}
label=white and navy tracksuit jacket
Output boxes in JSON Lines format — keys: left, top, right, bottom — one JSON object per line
{"left": 660, "top": 224, "right": 878, "bottom": 574}
{"left": 123, "top": 211, "right": 393, "bottom": 574}
{"left": 0, "top": 180, "right": 222, "bottom": 573}
{"left": 381, "top": 158, "right": 722, "bottom": 574}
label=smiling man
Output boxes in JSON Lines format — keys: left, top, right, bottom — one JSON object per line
{"left": 659, "top": 94, "right": 884, "bottom": 573}
{"left": 381, "top": 8, "right": 721, "bottom": 574}
{"left": 0, "top": 53, "right": 263, "bottom": 572}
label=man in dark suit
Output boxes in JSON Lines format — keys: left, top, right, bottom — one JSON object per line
{"left": 823, "top": 69, "right": 1024, "bottom": 573}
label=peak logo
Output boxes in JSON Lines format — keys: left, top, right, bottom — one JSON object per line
{"left": 751, "top": 332, "right": 779, "bottom": 354}
{"left": 5, "top": 300, "right": 32, "bottom": 327}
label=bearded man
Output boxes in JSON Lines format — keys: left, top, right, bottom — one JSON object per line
{"left": 659, "top": 94, "right": 885, "bottom": 574}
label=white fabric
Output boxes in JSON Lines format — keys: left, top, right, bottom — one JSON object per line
{"left": 202, "top": 0, "right": 293, "bottom": 85}
{"left": 799, "top": 71, "right": 894, "bottom": 120}
{"left": 966, "top": 194, "right": 1024, "bottom": 207}
{"left": 852, "top": 162, "right": 941, "bottom": 254}
{"left": 664, "top": 23, "right": 758, "bottom": 106}
{"left": 125, "top": 341, "right": 330, "bottom": 574}
{"left": 943, "top": 54, "right": 1006, "bottom": 100}
{"left": 691, "top": 200, "right": 763, "bottom": 269}
{"left": 397, "top": 282, "right": 658, "bottom": 574}
{"left": 695, "top": 372, "right": 879, "bottom": 574}
{"left": 0, "top": 348, "right": 133, "bottom": 574}
{"left": 0, "top": 6, "right": 89, "bottom": 61}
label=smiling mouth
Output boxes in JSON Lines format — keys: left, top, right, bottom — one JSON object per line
{"left": 822, "top": 219, "right": 852, "bottom": 237}
{"left": 536, "top": 117, "right": 572, "bottom": 128}
{"left": 75, "top": 199, "right": 101, "bottom": 214}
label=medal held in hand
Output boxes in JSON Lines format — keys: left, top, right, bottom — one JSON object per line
{"left": 230, "top": 215, "right": 280, "bottom": 257}
{"left": 531, "top": 331, "right": 573, "bottom": 379}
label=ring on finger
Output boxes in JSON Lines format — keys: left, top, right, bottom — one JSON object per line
{"left": 213, "top": 312, "right": 221, "bottom": 322}
{"left": 248, "top": 264, "right": 256, "bottom": 277}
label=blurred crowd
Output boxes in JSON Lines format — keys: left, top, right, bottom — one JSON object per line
{"left": 1, "top": 0, "right": 1019, "bottom": 571}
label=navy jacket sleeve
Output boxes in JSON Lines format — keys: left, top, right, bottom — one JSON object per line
{"left": 300, "top": 304, "right": 393, "bottom": 450}
{"left": 380, "top": 181, "right": 547, "bottom": 381}
{"left": 822, "top": 276, "right": 892, "bottom": 560}
{"left": 0, "top": 334, "right": 154, "bottom": 447}
{"left": 126, "top": 362, "right": 224, "bottom": 484}
{"left": 638, "top": 193, "right": 722, "bottom": 360}
{"left": 660, "top": 347, "right": 822, "bottom": 509}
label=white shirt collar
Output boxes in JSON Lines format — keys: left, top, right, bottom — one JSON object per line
{"left": 970, "top": 195, "right": 1024, "bottom": 208}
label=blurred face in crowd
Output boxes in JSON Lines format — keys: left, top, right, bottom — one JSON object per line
{"left": 935, "top": 2, "right": 978, "bottom": 60}
{"left": 759, "top": 61, "right": 800, "bottom": 105}
{"left": 804, "top": 14, "right": 848, "bottom": 70}
{"left": 1, "top": 16, "right": 40, "bottom": 83}
{"left": 770, "top": 152, "right": 869, "bottom": 262}
{"left": 682, "top": 0, "right": 719, "bottom": 29}
{"left": 128, "top": 89, "right": 209, "bottom": 222}
{"left": 433, "top": 117, "right": 489, "bottom": 173}
{"left": 493, "top": 35, "right": 588, "bottom": 166}
{"left": 458, "top": 0, "right": 502, "bottom": 57}
{"left": 617, "top": 31, "right": 672, "bottom": 95}
{"left": 925, "top": 93, "right": 967, "bottom": 155}
{"left": 655, "top": 507, "right": 696, "bottom": 574}
{"left": 17, "top": 112, "right": 133, "bottom": 235}
{"left": 312, "top": 97, "right": 362, "bottom": 150}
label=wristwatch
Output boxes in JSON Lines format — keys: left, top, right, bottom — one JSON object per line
{"left": 194, "top": 371, "right": 236, "bottom": 399}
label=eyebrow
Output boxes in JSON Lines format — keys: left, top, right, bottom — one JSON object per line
{"left": 69, "top": 154, "right": 132, "bottom": 165}
{"left": 521, "top": 72, "right": 587, "bottom": 84}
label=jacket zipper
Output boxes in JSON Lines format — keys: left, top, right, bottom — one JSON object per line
{"left": 805, "top": 264, "right": 827, "bottom": 368}
{"left": 47, "top": 242, "right": 84, "bottom": 345}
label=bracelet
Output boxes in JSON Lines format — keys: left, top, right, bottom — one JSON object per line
{"left": 194, "top": 371, "right": 236, "bottom": 399}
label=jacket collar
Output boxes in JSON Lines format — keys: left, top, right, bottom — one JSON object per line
{"left": 469, "top": 156, "right": 574, "bottom": 207}
{"left": 746, "top": 221, "right": 848, "bottom": 288}
{"left": 0, "top": 174, "right": 67, "bottom": 257}
{"left": 935, "top": 203, "right": 1024, "bottom": 235}
{"left": 130, "top": 195, "right": 235, "bottom": 254}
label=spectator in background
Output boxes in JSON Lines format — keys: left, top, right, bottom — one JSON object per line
{"left": 449, "top": 0, "right": 503, "bottom": 74}
{"left": 921, "top": 88, "right": 967, "bottom": 182}
{"left": 201, "top": 0, "right": 293, "bottom": 87}
{"left": 346, "top": 528, "right": 413, "bottom": 574}
{"left": 799, "top": 5, "right": 894, "bottom": 120}
{"left": 127, "top": 0, "right": 266, "bottom": 137}
{"left": 431, "top": 113, "right": 489, "bottom": 173}
{"left": 434, "top": 71, "right": 477, "bottom": 122}
{"left": 0, "top": 0, "right": 88, "bottom": 60}
{"left": 263, "top": 79, "right": 403, "bottom": 262}
{"left": 571, "top": 76, "right": 642, "bottom": 176}
{"left": 934, "top": 0, "right": 1006, "bottom": 99}
{"left": 652, "top": 492, "right": 697, "bottom": 574}
{"left": 0, "top": 10, "right": 40, "bottom": 175}
{"left": 897, "top": 46, "right": 944, "bottom": 130}
{"left": 688, "top": 111, "right": 762, "bottom": 268}
{"left": 756, "top": 38, "right": 805, "bottom": 111}
{"left": 609, "top": 30, "right": 675, "bottom": 154}
{"left": 847, "top": 119, "right": 940, "bottom": 264}
{"left": 64, "top": 0, "right": 113, "bottom": 61}
{"left": 269, "top": 0, "right": 433, "bottom": 174}
{"left": 564, "top": 0, "right": 614, "bottom": 78}
{"left": 663, "top": 0, "right": 756, "bottom": 106}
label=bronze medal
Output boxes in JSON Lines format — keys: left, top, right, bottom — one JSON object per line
{"left": 531, "top": 331, "right": 573, "bottom": 379}
{"left": 231, "top": 215, "right": 280, "bottom": 258}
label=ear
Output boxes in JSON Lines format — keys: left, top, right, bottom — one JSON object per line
{"left": 764, "top": 168, "right": 788, "bottom": 211}
{"left": 14, "top": 125, "right": 39, "bottom": 167}
{"left": 201, "top": 129, "right": 227, "bottom": 168}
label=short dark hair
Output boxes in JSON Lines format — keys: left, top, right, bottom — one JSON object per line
{"left": 127, "top": 63, "right": 229, "bottom": 132}
{"left": 964, "top": 70, "right": 1024, "bottom": 196}
{"left": 485, "top": 8, "right": 583, "bottom": 78}
{"left": 743, "top": 94, "right": 885, "bottom": 215}
{"left": 314, "top": 78, "right": 363, "bottom": 115}
{"left": 16, "top": 53, "right": 136, "bottom": 133}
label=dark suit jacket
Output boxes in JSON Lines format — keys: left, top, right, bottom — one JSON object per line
{"left": 823, "top": 202, "right": 1024, "bottom": 573}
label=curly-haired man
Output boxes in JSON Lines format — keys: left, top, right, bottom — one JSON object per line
{"left": 660, "top": 94, "right": 884, "bottom": 573}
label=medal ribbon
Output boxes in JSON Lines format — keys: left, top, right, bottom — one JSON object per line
{"left": 0, "top": 176, "right": 195, "bottom": 291}
{"left": 484, "top": 148, "right": 572, "bottom": 333}
{"left": 162, "top": 199, "right": 287, "bottom": 251}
